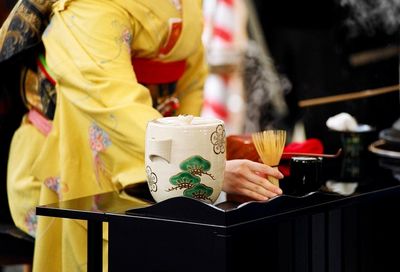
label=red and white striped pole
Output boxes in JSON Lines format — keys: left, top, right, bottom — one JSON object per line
{"left": 202, "top": 0, "right": 247, "bottom": 134}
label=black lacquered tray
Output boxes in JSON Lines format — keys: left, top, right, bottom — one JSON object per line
{"left": 125, "top": 192, "right": 347, "bottom": 226}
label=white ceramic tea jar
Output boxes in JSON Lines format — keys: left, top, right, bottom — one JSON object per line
{"left": 145, "top": 115, "right": 226, "bottom": 203}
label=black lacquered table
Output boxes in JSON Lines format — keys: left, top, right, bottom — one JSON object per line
{"left": 36, "top": 154, "right": 400, "bottom": 272}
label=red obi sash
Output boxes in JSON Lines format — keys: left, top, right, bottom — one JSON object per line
{"left": 131, "top": 58, "right": 186, "bottom": 84}
{"left": 38, "top": 55, "right": 187, "bottom": 85}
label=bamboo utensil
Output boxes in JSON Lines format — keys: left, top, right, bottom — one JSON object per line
{"left": 298, "top": 84, "right": 399, "bottom": 108}
{"left": 252, "top": 130, "right": 287, "bottom": 187}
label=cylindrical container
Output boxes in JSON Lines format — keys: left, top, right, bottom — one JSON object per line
{"left": 145, "top": 115, "right": 226, "bottom": 203}
{"left": 289, "top": 156, "right": 323, "bottom": 196}
{"left": 339, "top": 126, "right": 376, "bottom": 182}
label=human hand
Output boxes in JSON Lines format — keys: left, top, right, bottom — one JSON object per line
{"left": 223, "top": 159, "right": 284, "bottom": 202}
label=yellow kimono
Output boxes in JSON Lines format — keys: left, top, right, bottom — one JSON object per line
{"left": 5, "top": 0, "right": 206, "bottom": 271}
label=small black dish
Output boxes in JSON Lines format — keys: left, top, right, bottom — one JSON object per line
{"left": 379, "top": 127, "right": 400, "bottom": 146}
{"left": 369, "top": 139, "right": 400, "bottom": 160}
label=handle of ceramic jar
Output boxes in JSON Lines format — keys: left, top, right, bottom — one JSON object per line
{"left": 147, "top": 139, "right": 172, "bottom": 163}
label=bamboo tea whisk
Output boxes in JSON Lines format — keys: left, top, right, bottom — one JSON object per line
{"left": 252, "top": 130, "right": 287, "bottom": 187}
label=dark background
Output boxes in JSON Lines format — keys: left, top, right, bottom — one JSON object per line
{"left": 253, "top": 0, "right": 400, "bottom": 153}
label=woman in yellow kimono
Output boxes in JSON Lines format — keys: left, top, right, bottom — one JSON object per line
{"left": 0, "top": 0, "right": 283, "bottom": 271}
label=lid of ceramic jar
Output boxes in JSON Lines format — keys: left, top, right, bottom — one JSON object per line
{"left": 150, "top": 115, "right": 223, "bottom": 127}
